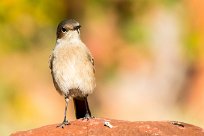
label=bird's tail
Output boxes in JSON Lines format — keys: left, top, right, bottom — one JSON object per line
{"left": 73, "top": 97, "right": 91, "bottom": 119}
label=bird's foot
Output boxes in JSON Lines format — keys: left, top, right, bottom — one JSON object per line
{"left": 56, "top": 120, "right": 70, "bottom": 128}
{"left": 82, "top": 114, "right": 94, "bottom": 120}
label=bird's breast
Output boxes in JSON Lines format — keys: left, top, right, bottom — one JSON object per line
{"left": 51, "top": 44, "right": 95, "bottom": 97}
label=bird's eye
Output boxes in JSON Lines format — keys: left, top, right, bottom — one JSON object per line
{"left": 61, "top": 27, "right": 67, "bottom": 33}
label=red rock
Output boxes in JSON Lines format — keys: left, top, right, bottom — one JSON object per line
{"left": 11, "top": 118, "right": 204, "bottom": 136}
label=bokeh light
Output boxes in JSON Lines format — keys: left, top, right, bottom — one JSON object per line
{"left": 0, "top": 0, "right": 204, "bottom": 135}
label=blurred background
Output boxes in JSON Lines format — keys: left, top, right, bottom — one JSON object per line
{"left": 1, "top": 0, "right": 204, "bottom": 135}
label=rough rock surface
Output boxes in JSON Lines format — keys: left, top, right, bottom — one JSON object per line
{"left": 11, "top": 118, "right": 204, "bottom": 136}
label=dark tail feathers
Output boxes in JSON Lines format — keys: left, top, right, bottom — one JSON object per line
{"left": 73, "top": 97, "right": 91, "bottom": 119}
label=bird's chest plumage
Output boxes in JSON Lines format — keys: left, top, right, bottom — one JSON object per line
{"left": 51, "top": 43, "right": 95, "bottom": 97}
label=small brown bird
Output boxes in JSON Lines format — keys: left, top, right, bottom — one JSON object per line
{"left": 49, "top": 19, "right": 96, "bottom": 128}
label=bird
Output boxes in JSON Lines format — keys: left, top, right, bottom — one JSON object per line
{"left": 49, "top": 19, "right": 96, "bottom": 128}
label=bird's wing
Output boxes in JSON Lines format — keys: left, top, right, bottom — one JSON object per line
{"left": 48, "top": 53, "right": 63, "bottom": 95}
{"left": 87, "top": 53, "right": 95, "bottom": 73}
{"left": 49, "top": 54, "right": 53, "bottom": 69}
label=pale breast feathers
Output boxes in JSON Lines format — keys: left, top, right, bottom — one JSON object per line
{"left": 49, "top": 45, "right": 96, "bottom": 96}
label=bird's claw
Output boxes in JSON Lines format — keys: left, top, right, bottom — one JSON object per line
{"left": 82, "top": 114, "right": 94, "bottom": 120}
{"left": 57, "top": 120, "right": 70, "bottom": 128}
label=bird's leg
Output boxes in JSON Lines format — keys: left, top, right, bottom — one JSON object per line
{"left": 57, "top": 96, "right": 70, "bottom": 128}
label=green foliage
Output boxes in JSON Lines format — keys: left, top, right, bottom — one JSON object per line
{"left": 184, "top": 32, "right": 200, "bottom": 60}
{"left": 161, "top": 0, "right": 181, "bottom": 7}
{"left": 0, "top": 0, "right": 66, "bottom": 53}
{"left": 120, "top": 20, "right": 147, "bottom": 44}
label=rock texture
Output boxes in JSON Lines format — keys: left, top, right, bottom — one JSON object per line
{"left": 11, "top": 118, "right": 204, "bottom": 136}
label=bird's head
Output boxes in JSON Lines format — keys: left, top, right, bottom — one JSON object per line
{"left": 56, "top": 19, "right": 81, "bottom": 40}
